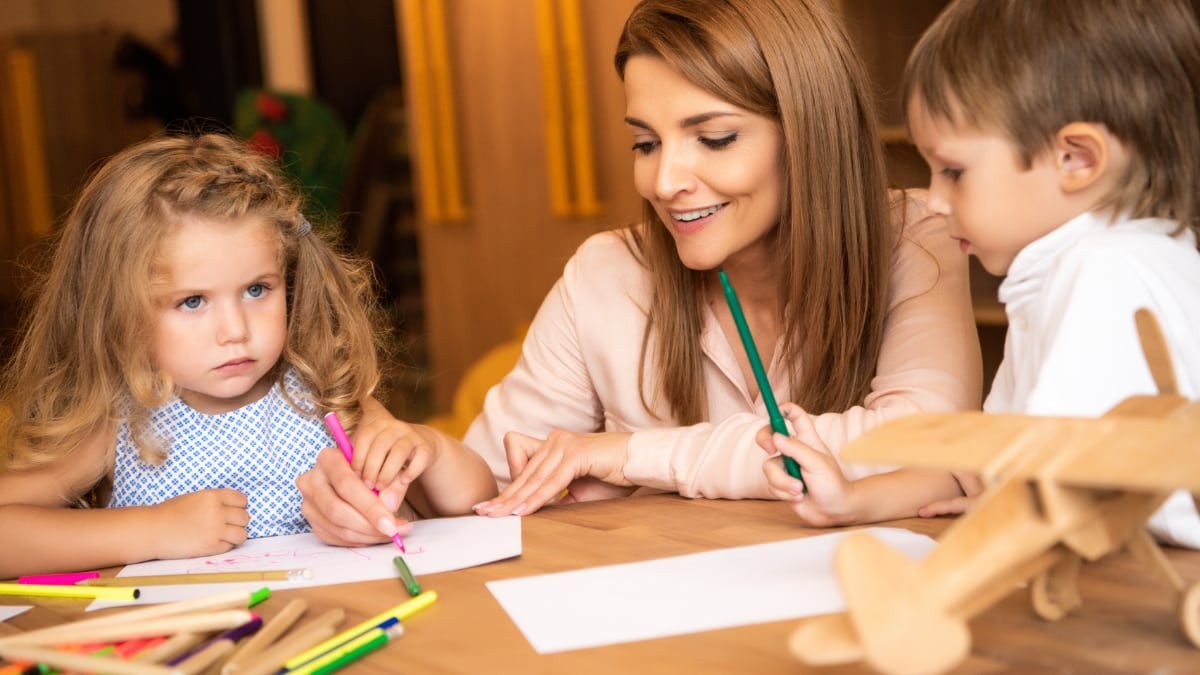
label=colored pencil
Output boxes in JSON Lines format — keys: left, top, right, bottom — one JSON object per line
{"left": 130, "top": 633, "right": 204, "bottom": 664}
{"left": 114, "top": 637, "right": 167, "bottom": 660}
{"left": 6, "top": 610, "right": 254, "bottom": 647}
{"left": 286, "top": 623, "right": 403, "bottom": 675}
{"left": 391, "top": 556, "right": 421, "bottom": 597}
{"left": 220, "top": 599, "right": 307, "bottom": 675}
{"left": 0, "top": 644, "right": 178, "bottom": 675}
{"left": 0, "top": 587, "right": 270, "bottom": 647}
{"left": 717, "top": 268, "right": 807, "bottom": 491}
{"left": 168, "top": 615, "right": 262, "bottom": 670}
{"left": 17, "top": 571, "right": 100, "bottom": 585}
{"left": 0, "top": 582, "right": 138, "bottom": 602}
{"left": 282, "top": 591, "right": 436, "bottom": 670}
{"left": 79, "top": 570, "right": 311, "bottom": 587}
{"left": 231, "top": 609, "right": 345, "bottom": 675}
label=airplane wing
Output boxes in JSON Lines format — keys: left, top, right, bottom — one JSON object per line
{"left": 839, "top": 411, "right": 1054, "bottom": 472}
{"left": 840, "top": 403, "right": 1200, "bottom": 493}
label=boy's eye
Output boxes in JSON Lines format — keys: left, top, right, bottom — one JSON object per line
{"left": 939, "top": 167, "right": 963, "bottom": 181}
{"left": 699, "top": 133, "right": 737, "bottom": 150}
{"left": 179, "top": 295, "right": 203, "bottom": 310}
{"left": 246, "top": 283, "right": 267, "bottom": 299}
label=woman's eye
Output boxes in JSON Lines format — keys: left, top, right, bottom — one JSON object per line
{"left": 179, "top": 295, "right": 203, "bottom": 310}
{"left": 700, "top": 133, "right": 737, "bottom": 150}
{"left": 246, "top": 283, "right": 267, "bottom": 299}
{"left": 940, "top": 167, "right": 963, "bottom": 181}
{"left": 631, "top": 139, "right": 659, "bottom": 155}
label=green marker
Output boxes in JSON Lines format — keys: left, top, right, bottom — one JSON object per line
{"left": 294, "top": 623, "right": 403, "bottom": 675}
{"left": 717, "top": 268, "right": 807, "bottom": 492}
{"left": 392, "top": 556, "right": 422, "bottom": 597}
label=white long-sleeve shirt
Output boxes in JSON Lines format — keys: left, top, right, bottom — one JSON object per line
{"left": 986, "top": 210, "right": 1200, "bottom": 548}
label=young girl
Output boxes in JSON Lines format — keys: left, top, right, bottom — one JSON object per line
{"left": 0, "top": 133, "right": 496, "bottom": 577}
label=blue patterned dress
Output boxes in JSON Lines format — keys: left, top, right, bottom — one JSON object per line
{"left": 107, "top": 369, "right": 332, "bottom": 537}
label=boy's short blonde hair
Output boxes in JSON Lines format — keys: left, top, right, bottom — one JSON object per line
{"left": 904, "top": 0, "right": 1200, "bottom": 227}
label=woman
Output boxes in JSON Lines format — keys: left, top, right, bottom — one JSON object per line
{"left": 299, "top": 0, "right": 981, "bottom": 543}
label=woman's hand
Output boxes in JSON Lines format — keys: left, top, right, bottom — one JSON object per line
{"left": 473, "top": 429, "right": 633, "bottom": 517}
{"left": 758, "top": 403, "right": 858, "bottom": 527}
{"left": 152, "top": 489, "right": 249, "bottom": 558}
{"left": 918, "top": 471, "right": 984, "bottom": 517}
{"left": 297, "top": 447, "right": 412, "bottom": 546}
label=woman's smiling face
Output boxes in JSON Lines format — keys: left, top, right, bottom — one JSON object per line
{"left": 624, "top": 55, "right": 784, "bottom": 271}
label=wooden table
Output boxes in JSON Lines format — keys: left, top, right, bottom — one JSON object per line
{"left": 4, "top": 494, "right": 1200, "bottom": 673}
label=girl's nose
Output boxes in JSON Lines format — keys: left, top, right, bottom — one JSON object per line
{"left": 216, "top": 305, "right": 250, "bottom": 345}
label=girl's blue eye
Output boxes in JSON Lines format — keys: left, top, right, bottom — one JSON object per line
{"left": 700, "top": 133, "right": 737, "bottom": 150}
{"left": 180, "top": 295, "right": 203, "bottom": 310}
{"left": 246, "top": 283, "right": 266, "bottom": 299}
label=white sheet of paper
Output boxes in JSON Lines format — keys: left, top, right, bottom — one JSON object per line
{"left": 487, "top": 526, "right": 934, "bottom": 654}
{"left": 0, "top": 606, "right": 32, "bottom": 623}
{"left": 90, "top": 515, "right": 520, "bottom": 610}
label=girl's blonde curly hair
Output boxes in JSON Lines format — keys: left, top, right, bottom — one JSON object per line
{"left": 1, "top": 133, "right": 383, "bottom": 473}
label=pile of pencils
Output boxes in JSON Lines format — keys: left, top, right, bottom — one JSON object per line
{"left": 0, "top": 587, "right": 436, "bottom": 675}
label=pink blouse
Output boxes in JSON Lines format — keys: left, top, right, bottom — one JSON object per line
{"left": 464, "top": 192, "right": 982, "bottom": 497}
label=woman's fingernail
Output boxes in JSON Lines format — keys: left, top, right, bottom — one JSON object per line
{"left": 511, "top": 503, "right": 526, "bottom": 516}
{"left": 381, "top": 492, "right": 400, "bottom": 511}
{"left": 377, "top": 517, "right": 398, "bottom": 537}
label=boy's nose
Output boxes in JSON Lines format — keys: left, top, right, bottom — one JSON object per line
{"left": 925, "top": 185, "right": 951, "bottom": 217}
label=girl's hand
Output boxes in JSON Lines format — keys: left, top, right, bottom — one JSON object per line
{"left": 298, "top": 447, "right": 412, "bottom": 547}
{"left": 352, "top": 414, "right": 436, "bottom": 500}
{"left": 473, "top": 430, "right": 633, "bottom": 517}
{"left": 918, "top": 471, "right": 984, "bottom": 518}
{"left": 153, "top": 489, "right": 249, "bottom": 558}
{"left": 757, "top": 403, "right": 857, "bottom": 527}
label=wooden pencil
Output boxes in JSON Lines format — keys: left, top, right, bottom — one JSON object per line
{"left": 220, "top": 599, "right": 307, "bottom": 675}
{"left": 229, "top": 609, "right": 345, "bottom": 675}
{"left": 79, "top": 570, "right": 311, "bottom": 587}
{"left": 0, "top": 644, "right": 181, "bottom": 675}
{"left": 174, "top": 640, "right": 236, "bottom": 675}
{"left": 0, "top": 587, "right": 269, "bottom": 647}
{"left": 5, "top": 609, "right": 253, "bottom": 647}
{"left": 130, "top": 633, "right": 205, "bottom": 664}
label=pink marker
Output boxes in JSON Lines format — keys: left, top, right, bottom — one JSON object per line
{"left": 322, "top": 411, "right": 407, "bottom": 552}
{"left": 19, "top": 571, "right": 100, "bottom": 585}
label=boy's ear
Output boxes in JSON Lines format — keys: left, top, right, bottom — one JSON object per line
{"left": 1053, "top": 122, "right": 1110, "bottom": 193}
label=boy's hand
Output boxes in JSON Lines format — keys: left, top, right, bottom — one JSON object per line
{"left": 152, "top": 489, "right": 248, "bottom": 558}
{"left": 757, "top": 403, "right": 858, "bottom": 527}
{"left": 918, "top": 471, "right": 984, "bottom": 517}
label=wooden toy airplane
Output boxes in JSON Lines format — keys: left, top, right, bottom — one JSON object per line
{"left": 791, "top": 308, "right": 1200, "bottom": 675}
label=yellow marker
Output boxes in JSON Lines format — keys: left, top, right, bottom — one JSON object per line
{"left": 0, "top": 581, "right": 138, "bottom": 602}
{"left": 282, "top": 591, "right": 437, "bottom": 670}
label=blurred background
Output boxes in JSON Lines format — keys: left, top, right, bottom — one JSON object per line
{"left": 0, "top": 0, "right": 1015, "bottom": 430}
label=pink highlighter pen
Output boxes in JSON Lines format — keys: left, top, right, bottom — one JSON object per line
{"left": 322, "top": 411, "right": 407, "bottom": 552}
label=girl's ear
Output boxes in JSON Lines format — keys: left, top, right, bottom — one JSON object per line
{"left": 1053, "top": 122, "right": 1111, "bottom": 193}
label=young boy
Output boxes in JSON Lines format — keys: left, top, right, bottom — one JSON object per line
{"left": 904, "top": 0, "right": 1200, "bottom": 547}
